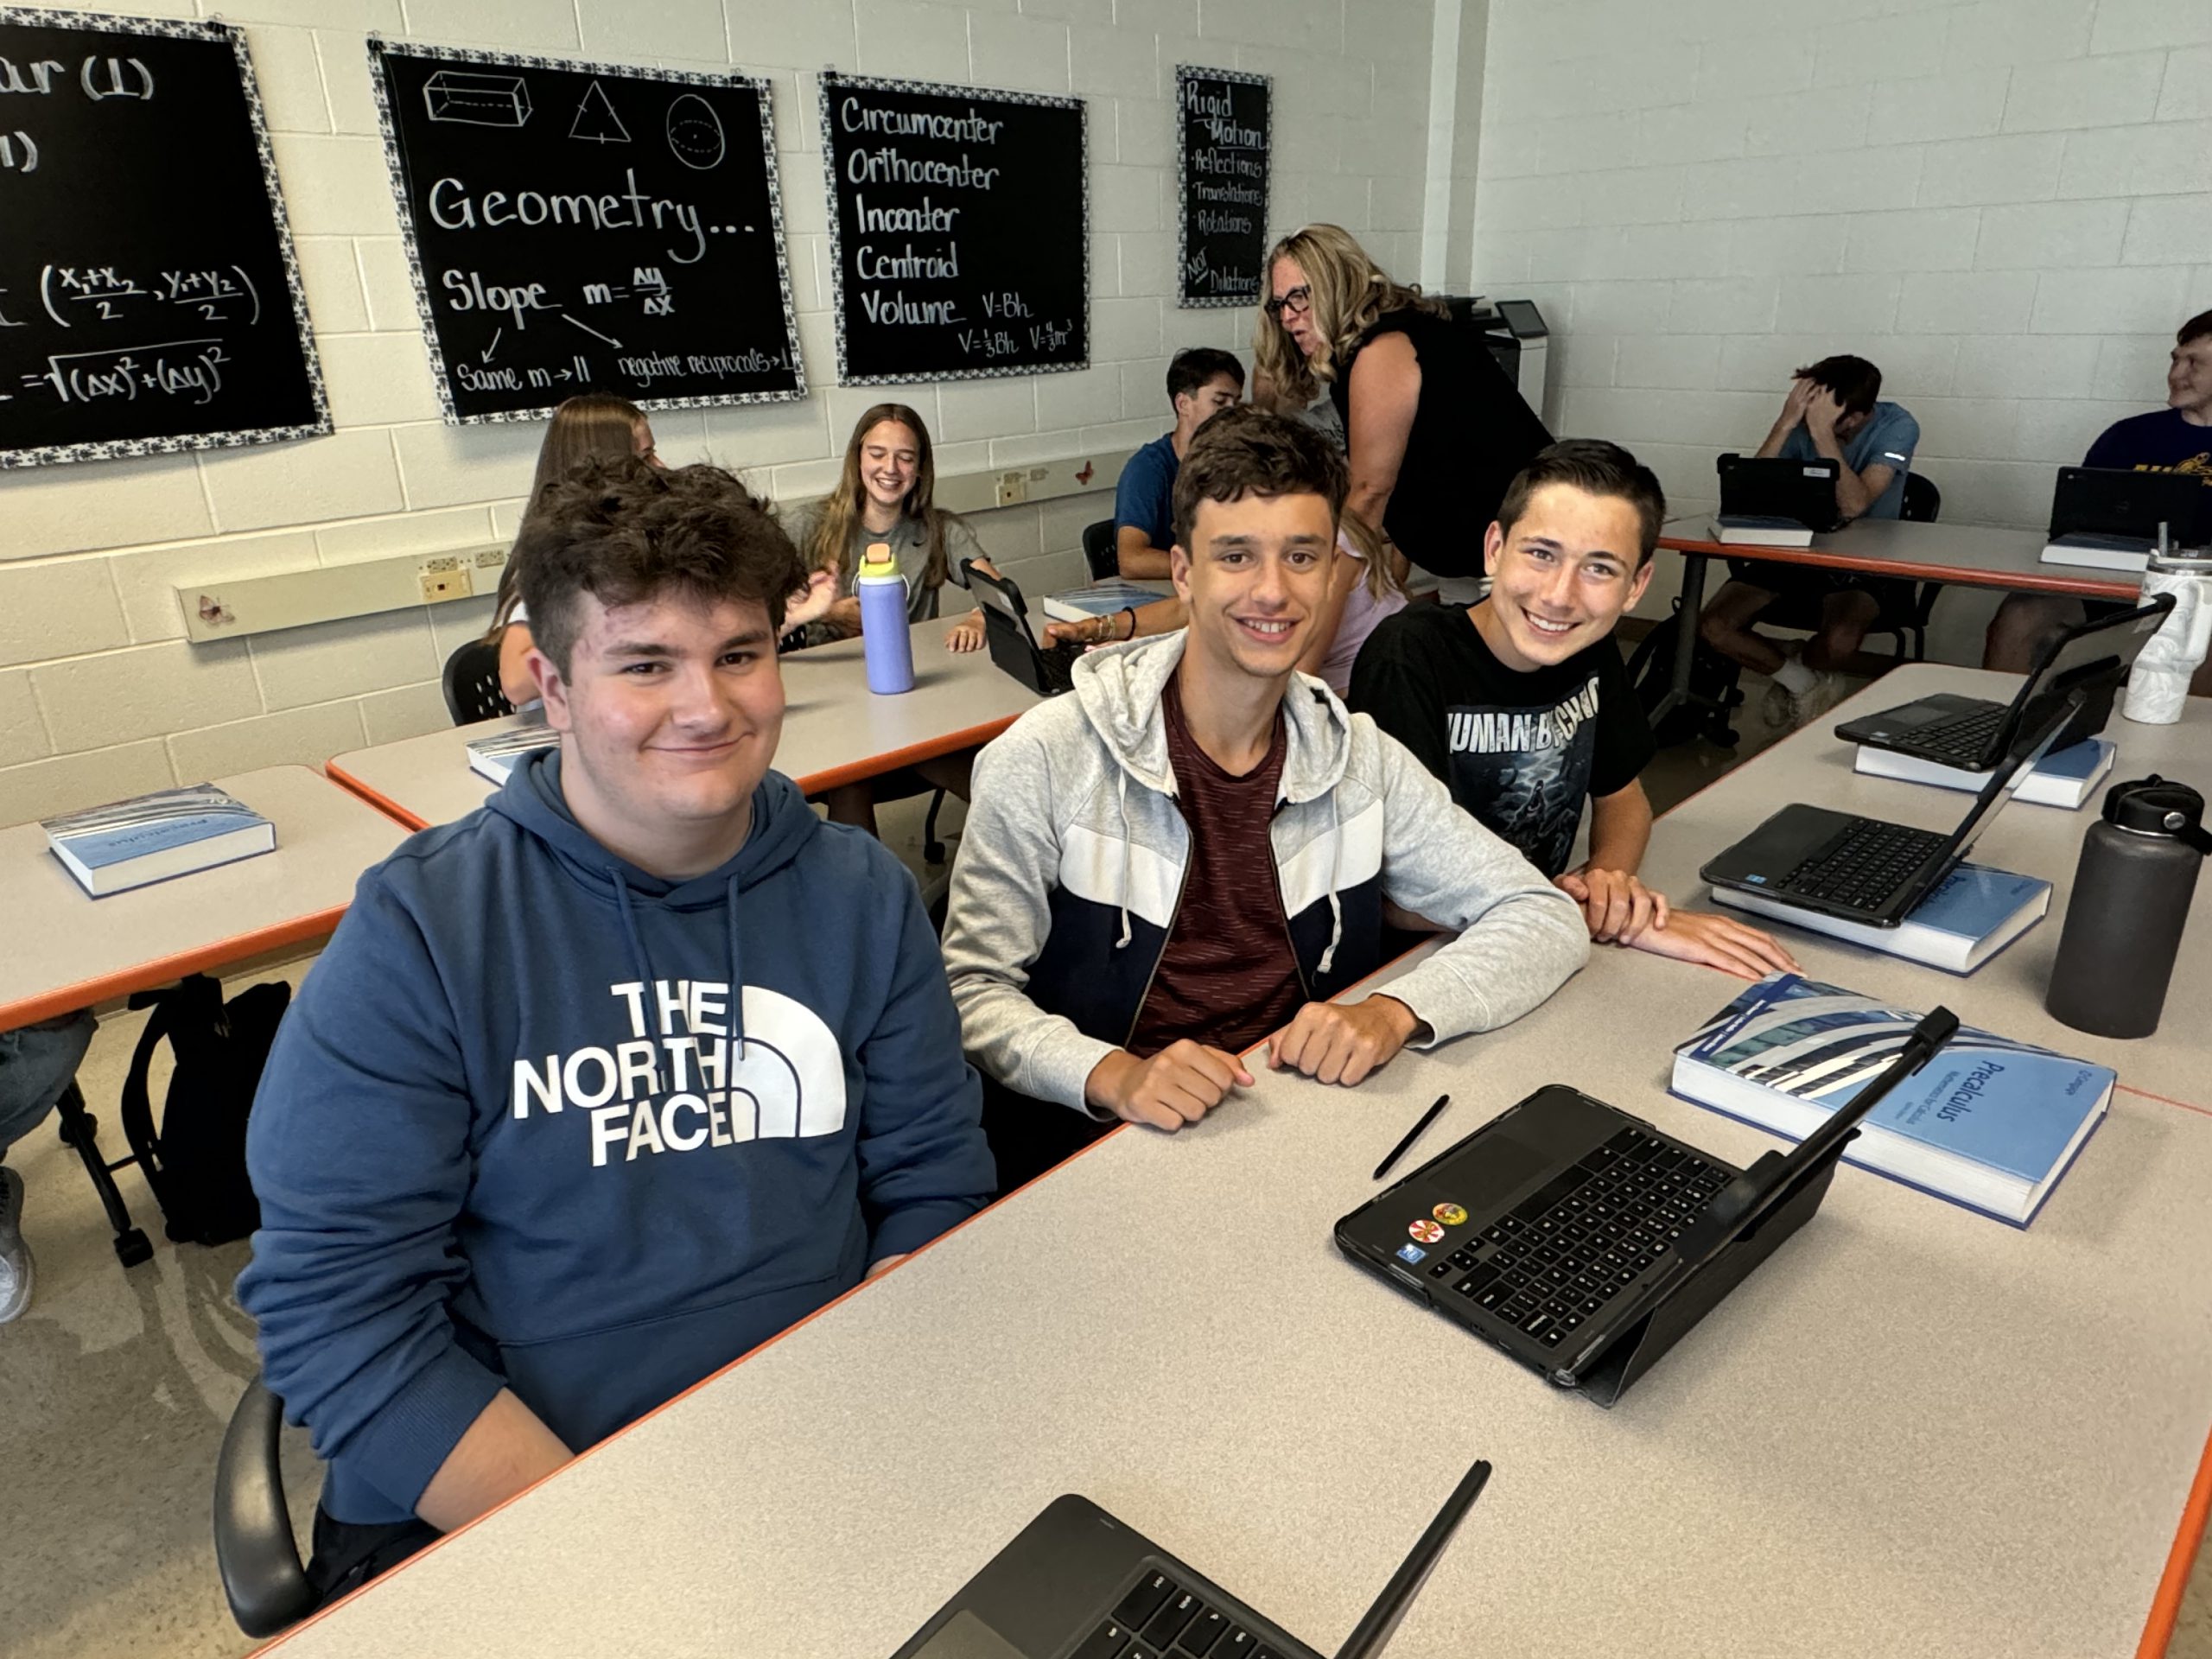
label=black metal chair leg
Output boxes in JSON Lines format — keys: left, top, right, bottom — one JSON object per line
{"left": 52, "top": 1083, "right": 153, "bottom": 1268}
{"left": 924, "top": 788, "right": 948, "bottom": 865}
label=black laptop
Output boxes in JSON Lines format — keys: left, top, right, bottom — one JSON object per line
{"left": 1699, "top": 691, "right": 2079, "bottom": 928}
{"left": 891, "top": 1456, "right": 1492, "bottom": 1659}
{"left": 966, "top": 562, "right": 1084, "bottom": 697}
{"left": 1834, "top": 594, "right": 2174, "bottom": 771}
{"left": 1713, "top": 452, "right": 1847, "bottom": 537}
{"left": 2045, "top": 465, "right": 2209, "bottom": 556}
{"left": 1335, "top": 1010, "right": 1958, "bottom": 1408}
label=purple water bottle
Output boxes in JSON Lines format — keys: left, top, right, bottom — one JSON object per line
{"left": 856, "top": 541, "right": 914, "bottom": 695}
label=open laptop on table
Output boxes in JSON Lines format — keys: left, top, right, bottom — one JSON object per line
{"left": 1698, "top": 690, "right": 2080, "bottom": 929}
{"left": 1712, "top": 452, "right": 1847, "bottom": 540}
{"left": 891, "top": 1456, "right": 1491, "bottom": 1659}
{"left": 1834, "top": 594, "right": 2174, "bottom": 771}
{"left": 2040, "top": 466, "right": 2208, "bottom": 569}
{"left": 966, "top": 562, "right": 1084, "bottom": 697}
{"left": 1336, "top": 1012, "right": 1958, "bottom": 1408}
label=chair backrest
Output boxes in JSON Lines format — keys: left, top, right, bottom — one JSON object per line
{"left": 1901, "top": 471, "right": 1941, "bottom": 524}
{"left": 1081, "top": 518, "right": 1118, "bottom": 581}
{"left": 442, "top": 635, "right": 514, "bottom": 725}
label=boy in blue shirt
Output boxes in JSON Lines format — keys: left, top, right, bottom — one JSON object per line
{"left": 1698, "top": 353, "right": 1920, "bottom": 727}
{"left": 1112, "top": 347, "right": 1244, "bottom": 577}
{"left": 238, "top": 459, "right": 992, "bottom": 1599}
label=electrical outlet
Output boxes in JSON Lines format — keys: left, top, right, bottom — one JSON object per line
{"left": 418, "top": 564, "right": 474, "bottom": 603}
{"left": 474, "top": 547, "right": 507, "bottom": 569}
{"left": 995, "top": 470, "right": 1027, "bottom": 506}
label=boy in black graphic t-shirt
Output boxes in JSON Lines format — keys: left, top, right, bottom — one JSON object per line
{"left": 1351, "top": 441, "right": 1798, "bottom": 981}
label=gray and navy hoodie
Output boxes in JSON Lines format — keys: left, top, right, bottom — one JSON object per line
{"left": 941, "top": 631, "right": 1591, "bottom": 1112}
{"left": 239, "top": 750, "right": 994, "bottom": 1525}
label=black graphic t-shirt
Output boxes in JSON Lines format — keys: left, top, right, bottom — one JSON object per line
{"left": 1349, "top": 604, "right": 1655, "bottom": 878}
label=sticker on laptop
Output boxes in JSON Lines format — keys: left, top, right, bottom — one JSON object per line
{"left": 1408, "top": 1218, "right": 1445, "bottom": 1244}
{"left": 1396, "top": 1243, "right": 1427, "bottom": 1265}
{"left": 1433, "top": 1203, "right": 1468, "bottom": 1227}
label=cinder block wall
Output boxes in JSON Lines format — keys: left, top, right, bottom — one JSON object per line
{"left": 1473, "top": 0, "right": 2212, "bottom": 653}
{"left": 0, "top": 0, "right": 1435, "bottom": 822}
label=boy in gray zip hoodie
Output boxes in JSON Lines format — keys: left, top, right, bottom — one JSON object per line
{"left": 942, "top": 409, "right": 1589, "bottom": 1190}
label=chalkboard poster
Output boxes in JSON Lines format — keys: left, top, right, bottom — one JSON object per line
{"left": 0, "top": 10, "right": 327, "bottom": 468}
{"left": 1175, "top": 67, "right": 1269, "bottom": 309}
{"left": 370, "top": 40, "right": 804, "bottom": 423}
{"left": 819, "top": 72, "right": 1086, "bottom": 386}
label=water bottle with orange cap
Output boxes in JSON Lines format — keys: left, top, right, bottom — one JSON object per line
{"left": 857, "top": 541, "right": 915, "bottom": 694}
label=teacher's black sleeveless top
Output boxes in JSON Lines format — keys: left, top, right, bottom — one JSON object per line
{"left": 1330, "top": 306, "right": 1554, "bottom": 579}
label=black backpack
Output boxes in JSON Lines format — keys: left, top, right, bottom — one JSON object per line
{"left": 1627, "top": 602, "right": 1745, "bottom": 749}
{"left": 118, "top": 974, "right": 290, "bottom": 1247}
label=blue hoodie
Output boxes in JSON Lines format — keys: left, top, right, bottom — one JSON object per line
{"left": 238, "top": 749, "right": 994, "bottom": 1525}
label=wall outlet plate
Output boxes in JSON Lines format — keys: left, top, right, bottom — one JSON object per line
{"left": 995, "top": 470, "right": 1028, "bottom": 506}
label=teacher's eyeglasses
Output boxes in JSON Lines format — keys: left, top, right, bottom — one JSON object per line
{"left": 1264, "top": 285, "right": 1312, "bottom": 321}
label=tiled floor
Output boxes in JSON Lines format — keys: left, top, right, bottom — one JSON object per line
{"left": 3, "top": 726, "right": 2206, "bottom": 1659}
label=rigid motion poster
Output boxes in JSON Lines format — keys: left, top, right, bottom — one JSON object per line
{"left": 370, "top": 39, "right": 804, "bottom": 422}
{"left": 819, "top": 71, "right": 1087, "bottom": 385}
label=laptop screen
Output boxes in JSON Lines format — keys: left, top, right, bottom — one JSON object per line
{"left": 2031, "top": 596, "right": 2173, "bottom": 692}
{"left": 1944, "top": 693, "right": 2082, "bottom": 865}
{"left": 966, "top": 563, "right": 1041, "bottom": 652}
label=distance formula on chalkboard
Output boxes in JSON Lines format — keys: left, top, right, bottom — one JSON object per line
{"left": 819, "top": 72, "right": 1086, "bottom": 386}
{"left": 0, "top": 10, "right": 327, "bottom": 467}
{"left": 371, "top": 41, "right": 804, "bottom": 423}
{"left": 1175, "top": 66, "right": 1269, "bottom": 310}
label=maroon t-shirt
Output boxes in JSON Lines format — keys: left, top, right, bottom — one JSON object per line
{"left": 1127, "top": 677, "right": 1309, "bottom": 1059}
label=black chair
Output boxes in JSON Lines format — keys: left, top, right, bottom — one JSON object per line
{"left": 441, "top": 636, "right": 513, "bottom": 726}
{"left": 213, "top": 1376, "right": 315, "bottom": 1637}
{"left": 1081, "top": 518, "right": 1118, "bottom": 581}
{"left": 1755, "top": 470, "right": 1944, "bottom": 663}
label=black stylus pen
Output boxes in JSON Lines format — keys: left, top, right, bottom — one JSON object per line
{"left": 1375, "top": 1094, "right": 1450, "bottom": 1181}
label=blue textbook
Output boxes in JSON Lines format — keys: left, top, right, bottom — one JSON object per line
{"left": 1854, "top": 735, "right": 2115, "bottom": 810}
{"left": 1670, "top": 974, "right": 2113, "bottom": 1226}
{"left": 41, "top": 783, "right": 276, "bottom": 897}
{"left": 1710, "top": 861, "right": 2050, "bottom": 973}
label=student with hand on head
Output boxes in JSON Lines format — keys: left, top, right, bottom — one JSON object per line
{"left": 941, "top": 408, "right": 1590, "bottom": 1193}
{"left": 1986, "top": 308, "right": 2212, "bottom": 695}
{"left": 1698, "top": 354, "right": 1920, "bottom": 728}
{"left": 1351, "top": 440, "right": 1799, "bottom": 983}
{"left": 1113, "top": 347, "right": 1245, "bottom": 579}
{"left": 238, "top": 458, "right": 992, "bottom": 1599}
{"left": 784, "top": 403, "right": 1007, "bottom": 835}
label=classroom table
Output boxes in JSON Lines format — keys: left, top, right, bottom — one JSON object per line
{"left": 0, "top": 765, "right": 408, "bottom": 1033}
{"left": 1648, "top": 515, "right": 2145, "bottom": 733}
{"left": 257, "top": 684, "right": 2212, "bottom": 1659}
{"left": 327, "top": 618, "right": 1043, "bottom": 830}
{"left": 1642, "top": 663, "right": 2211, "bottom": 1104}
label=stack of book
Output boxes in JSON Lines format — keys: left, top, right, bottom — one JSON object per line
{"left": 467, "top": 720, "right": 559, "bottom": 785}
{"left": 1853, "top": 736, "right": 2114, "bottom": 810}
{"left": 42, "top": 784, "right": 276, "bottom": 896}
{"left": 1710, "top": 861, "right": 2050, "bottom": 974}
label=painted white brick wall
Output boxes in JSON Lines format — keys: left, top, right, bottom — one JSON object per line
{"left": 0, "top": 0, "right": 1436, "bottom": 823}
{"left": 1476, "top": 0, "right": 2212, "bottom": 649}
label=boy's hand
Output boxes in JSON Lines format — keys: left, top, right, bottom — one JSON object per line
{"left": 1803, "top": 385, "right": 1846, "bottom": 441}
{"left": 1556, "top": 867, "right": 1664, "bottom": 944}
{"left": 1630, "top": 910, "right": 1801, "bottom": 980}
{"left": 1086, "top": 1041, "right": 1253, "bottom": 1130}
{"left": 1265, "top": 995, "right": 1419, "bottom": 1086}
{"left": 1781, "top": 374, "right": 1815, "bottom": 423}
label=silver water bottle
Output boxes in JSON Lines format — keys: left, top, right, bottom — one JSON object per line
{"left": 2044, "top": 776, "right": 2212, "bottom": 1039}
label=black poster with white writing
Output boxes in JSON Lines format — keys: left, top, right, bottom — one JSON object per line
{"left": 371, "top": 40, "right": 804, "bottom": 423}
{"left": 819, "top": 72, "right": 1086, "bottom": 385}
{"left": 1175, "top": 66, "right": 1268, "bottom": 309}
{"left": 0, "top": 10, "right": 327, "bottom": 467}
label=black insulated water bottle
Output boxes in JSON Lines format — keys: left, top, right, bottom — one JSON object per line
{"left": 2044, "top": 776, "right": 2212, "bottom": 1039}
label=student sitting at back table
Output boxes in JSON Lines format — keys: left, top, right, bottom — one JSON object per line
{"left": 1113, "top": 347, "right": 1245, "bottom": 579}
{"left": 1351, "top": 441, "right": 1798, "bottom": 982}
{"left": 1046, "top": 500, "right": 1408, "bottom": 698}
{"left": 238, "top": 458, "right": 993, "bottom": 1599}
{"left": 1697, "top": 354, "right": 1920, "bottom": 728}
{"left": 941, "top": 408, "right": 1588, "bottom": 1193}
{"left": 784, "top": 403, "right": 1007, "bottom": 835}
{"left": 1986, "top": 308, "right": 2212, "bottom": 694}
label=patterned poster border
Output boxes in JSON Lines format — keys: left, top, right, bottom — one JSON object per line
{"left": 817, "top": 69, "right": 1089, "bottom": 388}
{"left": 367, "top": 36, "right": 808, "bottom": 426}
{"left": 0, "top": 9, "right": 332, "bottom": 468}
{"left": 1173, "top": 63, "right": 1270, "bottom": 312}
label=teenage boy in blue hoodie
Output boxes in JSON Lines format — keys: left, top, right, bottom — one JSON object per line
{"left": 942, "top": 408, "right": 1590, "bottom": 1191}
{"left": 238, "top": 460, "right": 994, "bottom": 1599}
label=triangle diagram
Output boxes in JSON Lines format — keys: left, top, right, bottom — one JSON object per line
{"left": 570, "top": 79, "right": 631, "bottom": 143}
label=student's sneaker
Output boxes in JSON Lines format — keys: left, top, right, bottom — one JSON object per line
{"left": 0, "top": 1166, "right": 31, "bottom": 1324}
{"left": 1786, "top": 671, "right": 1850, "bottom": 728}
{"left": 1759, "top": 677, "right": 1795, "bottom": 728}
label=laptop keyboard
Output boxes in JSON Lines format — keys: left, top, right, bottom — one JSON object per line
{"left": 1900, "top": 705, "right": 2003, "bottom": 765}
{"left": 1072, "top": 1570, "right": 1283, "bottom": 1659}
{"left": 1424, "top": 1127, "right": 1730, "bottom": 1350}
{"left": 1775, "top": 818, "right": 1949, "bottom": 913}
{"left": 1039, "top": 639, "right": 1084, "bottom": 695}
